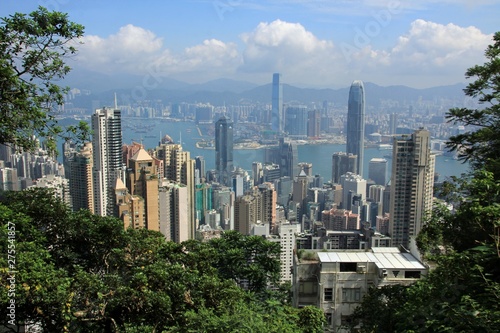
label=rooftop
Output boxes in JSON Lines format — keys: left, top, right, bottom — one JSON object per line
{"left": 317, "top": 248, "right": 425, "bottom": 270}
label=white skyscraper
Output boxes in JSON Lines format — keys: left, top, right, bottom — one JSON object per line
{"left": 92, "top": 107, "right": 124, "bottom": 216}
{"left": 389, "top": 129, "right": 435, "bottom": 248}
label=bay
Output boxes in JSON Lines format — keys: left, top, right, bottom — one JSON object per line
{"left": 60, "top": 118, "right": 470, "bottom": 182}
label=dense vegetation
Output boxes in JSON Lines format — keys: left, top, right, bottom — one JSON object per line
{"left": 0, "top": 188, "right": 324, "bottom": 332}
{"left": 347, "top": 32, "right": 500, "bottom": 332}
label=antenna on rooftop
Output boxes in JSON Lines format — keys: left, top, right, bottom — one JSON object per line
{"left": 114, "top": 92, "right": 118, "bottom": 109}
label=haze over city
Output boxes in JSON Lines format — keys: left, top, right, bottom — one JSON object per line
{"left": 1, "top": 0, "right": 499, "bottom": 89}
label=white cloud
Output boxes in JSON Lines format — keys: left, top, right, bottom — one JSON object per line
{"left": 72, "top": 19, "right": 493, "bottom": 88}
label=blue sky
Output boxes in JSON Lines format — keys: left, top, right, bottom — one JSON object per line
{"left": 1, "top": 0, "right": 499, "bottom": 88}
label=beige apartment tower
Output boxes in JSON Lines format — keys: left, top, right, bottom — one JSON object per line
{"left": 389, "top": 129, "right": 435, "bottom": 248}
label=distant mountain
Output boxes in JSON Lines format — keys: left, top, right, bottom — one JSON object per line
{"left": 67, "top": 76, "right": 467, "bottom": 111}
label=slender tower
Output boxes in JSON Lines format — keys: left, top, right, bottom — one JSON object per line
{"left": 92, "top": 107, "right": 124, "bottom": 216}
{"left": 215, "top": 116, "right": 234, "bottom": 187}
{"left": 389, "top": 129, "right": 435, "bottom": 248}
{"left": 271, "top": 73, "right": 283, "bottom": 134}
{"left": 346, "top": 80, "right": 365, "bottom": 176}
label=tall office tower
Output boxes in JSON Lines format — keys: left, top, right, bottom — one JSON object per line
{"left": 195, "top": 183, "right": 212, "bottom": 225}
{"left": 271, "top": 73, "right": 283, "bottom": 134}
{"left": 346, "top": 80, "right": 365, "bottom": 176}
{"left": 262, "top": 163, "right": 281, "bottom": 183}
{"left": 332, "top": 152, "right": 357, "bottom": 184}
{"left": 258, "top": 182, "right": 277, "bottom": 232}
{"left": 234, "top": 192, "right": 261, "bottom": 235}
{"left": 368, "top": 158, "right": 388, "bottom": 186}
{"left": 307, "top": 109, "right": 321, "bottom": 138}
{"left": 212, "top": 185, "right": 234, "bottom": 230}
{"left": 68, "top": 142, "right": 94, "bottom": 212}
{"left": 127, "top": 148, "right": 159, "bottom": 231}
{"left": 158, "top": 180, "right": 190, "bottom": 242}
{"left": 292, "top": 170, "right": 309, "bottom": 222}
{"left": 275, "top": 176, "right": 292, "bottom": 207}
{"left": 195, "top": 156, "right": 206, "bottom": 184}
{"left": 154, "top": 143, "right": 195, "bottom": 239}
{"left": 389, "top": 129, "right": 435, "bottom": 248}
{"left": 389, "top": 113, "right": 398, "bottom": 135}
{"left": 264, "top": 137, "right": 298, "bottom": 179}
{"left": 215, "top": 116, "right": 234, "bottom": 187}
{"left": 285, "top": 106, "right": 308, "bottom": 138}
{"left": 0, "top": 167, "right": 19, "bottom": 191}
{"left": 92, "top": 107, "right": 124, "bottom": 216}
{"left": 252, "top": 162, "right": 263, "bottom": 185}
{"left": 340, "top": 172, "right": 367, "bottom": 211}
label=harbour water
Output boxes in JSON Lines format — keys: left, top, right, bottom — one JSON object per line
{"left": 62, "top": 117, "right": 470, "bottom": 182}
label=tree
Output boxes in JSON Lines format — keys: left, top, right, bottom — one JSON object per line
{"left": 0, "top": 6, "right": 88, "bottom": 154}
{"left": 347, "top": 33, "right": 500, "bottom": 333}
{"left": 446, "top": 31, "right": 500, "bottom": 176}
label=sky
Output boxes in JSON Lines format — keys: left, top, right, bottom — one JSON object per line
{"left": 1, "top": 0, "right": 499, "bottom": 89}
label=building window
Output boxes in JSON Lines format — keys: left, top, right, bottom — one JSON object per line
{"left": 339, "top": 262, "right": 357, "bottom": 272}
{"left": 342, "top": 288, "right": 361, "bottom": 303}
{"left": 405, "top": 271, "right": 421, "bottom": 279}
{"left": 324, "top": 288, "right": 333, "bottom": 301}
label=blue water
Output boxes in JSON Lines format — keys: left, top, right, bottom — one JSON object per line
{"left": 61, "top": 118, "right": 470, "bottom": 182}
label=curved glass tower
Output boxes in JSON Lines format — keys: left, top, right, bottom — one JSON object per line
{"left": 215, "top": 115, "right": 233, "bottom": 187}
{"left": 346, "top": 80, "right": 365, "bottom": 176}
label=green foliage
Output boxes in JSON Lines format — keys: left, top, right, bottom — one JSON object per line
{"left": 0, "top": 6, "right": 88, "bottom": 154}
{"left": 0, "top": 189, "right": 322, "bottom": 333}
{"left": 348, "top": 33, "right": 500, "bottom": 333}
{"left": 446, "top": 31, "right": 500, "bottom": 175}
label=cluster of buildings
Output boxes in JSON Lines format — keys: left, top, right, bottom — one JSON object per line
{"left": 0, "top": 74, "right": 440, "bottom": 331}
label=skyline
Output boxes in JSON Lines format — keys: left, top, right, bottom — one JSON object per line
{"left": 1, "top": 1, "right": 498, "bottom": 89}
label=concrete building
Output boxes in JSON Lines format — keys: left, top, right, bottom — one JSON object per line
{"left": 29, "top": 174, "right": 71, "bottom": 206}
{"left": 127, "top": 148, "right": 159, "bottom": 232}
{"left": 271, "top": 73, "right": 283, "bottom": 134}
{"left": 340, "top": 172, "right": 366, "bottom": 211}
{"left": 389, "top": 129, "right": 435, "bottom": 248}
{"left": 293, "top": 248, "right": 427, "bottom": 332}
{"left": 0, "top": 167, "right": 19, "bottom": 191}
{"left": 332, "top": 152, "right": 357, "bottom": 184}
{"left": 346, "top": 80, "right": 365, "bottom": 175}
{"left": 92, "top": 107, "right": 125, "bottom": 216}
{"left": 215, "top": 116, "right": 234, "bottom": 187}
{"left": 368, "top": 158, "right": 388, "bottom": 186}
{"left": 68, "top": 142, "right": 94, "bottom": 212}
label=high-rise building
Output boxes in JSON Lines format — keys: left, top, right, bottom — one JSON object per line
{"left": 265, "top": 138, "right": 298, "bottom": 179}
{"left": 154, "top": 143, "right": 195, "bottom": 239}
{"left": 340, "top": 172, "right": 367, "bottom": 211}
{"left": 307, "top": 110, "right": 321, "bottom": 138}
{"left": 0, "top": 167, "right": 19, "bottom": 191}
{"left": 285, "top": 106, "right": 308, "bottom": 138}
{"left": 158, "top": 180, "right": 190, "bottom": 243}
{"left": 368, "top": 158, "right": 388, "bottom": 186}
{"left": 332, "top": 152, "right": 357, "bottom": 184}
{"left": 389, "top": 113, "right": 398, "bottom": 135}
{"left": 195, "top": 156, "right": 205, "bottom": 184}
{"left": 92, "top": 107, "right": 125, "bottom": 216}
{"left": 346, "top": 80, "right": 365, "bottom": 176}
{"left": 271, "top": 73, "right": 283, "bottom": 134}
{"left": 68, "top": 142, "right": 94, "bottom": 212}
{"left": 215, "top": 116, "right": 233, "bottom": 187}
{"left": 389, "top": 129, "right": 436, "bottom": 248}
{"left": 127, "top": 148, "right": 159, "bottom": 232}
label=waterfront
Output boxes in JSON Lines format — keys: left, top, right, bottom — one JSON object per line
{"left": 61, "top": 117, "right": 470, "bottom": 182}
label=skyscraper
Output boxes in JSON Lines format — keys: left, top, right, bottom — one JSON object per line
{"left": 368, "top": 158, "right": 388, "bottom": 186}
{"left": 285, "top": 106, "right": 308, "bottom": 138}
{"left": 346, "top": 80, "right": 365, "bottom": 176}
{"left": 215, "top": 116, "right": 233, "bottom": 187}
{"left": 68, "top": 142, "right": 94, "bottom": 212}
{"left": 331, "top": 152, "right": 357, "bottom": 184}
{"left": 92, "top": 107, "right": 124, "bottom": 216}
{"left": 271, "top": 73, "right": 283, "bottom": 134}
{"left": 389, "top": 129, "right": 435, "bottom": 248}
{"left": 127, "top": 148, "right": 159, "bottom": 232}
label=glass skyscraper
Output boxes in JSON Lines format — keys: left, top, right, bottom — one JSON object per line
{"left": 271, "top": 73, "right": 283, "bottom": 134}
{"left": 346, "top": 80, "right": 365, "bottom": 176}
{"left": 215, "top": 116, "right": 233, "bottom": 187}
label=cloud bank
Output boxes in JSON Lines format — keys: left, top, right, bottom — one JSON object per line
{"left": 74, "top": 19, "right": 493, "bottom": 88}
